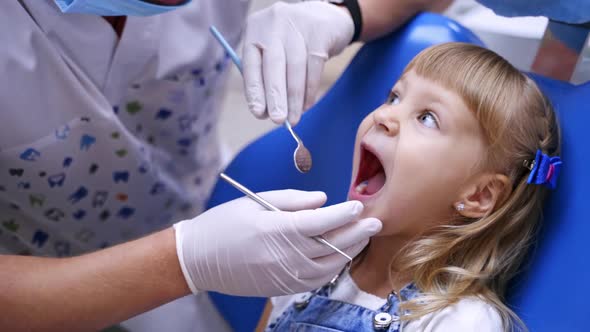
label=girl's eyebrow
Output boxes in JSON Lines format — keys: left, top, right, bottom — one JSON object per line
{"left": 397, "top": 75, "right": 407, "bottom": 88}
{"left": 391, "top": 76, "right": 406, "bottom": 94}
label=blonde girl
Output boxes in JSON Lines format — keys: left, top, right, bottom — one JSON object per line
{"left": 257, "top": 42, "right": 561, "bottom": 332}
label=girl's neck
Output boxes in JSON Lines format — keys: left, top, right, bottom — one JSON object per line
{"left": 350, "top": 234, "right": 414, "bottom": 298}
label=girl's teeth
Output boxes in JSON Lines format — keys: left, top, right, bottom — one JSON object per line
{"left": 355, "top": 181, "right": 368, "bottom": 193}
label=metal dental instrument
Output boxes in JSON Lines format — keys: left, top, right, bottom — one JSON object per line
{"left": 220, "top": 172, "right": 352, "bottom": 262}
{"left": 210, "top": 26, "right": 313, "bottom": 173}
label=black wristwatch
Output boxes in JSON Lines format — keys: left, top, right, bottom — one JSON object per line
{"left": 320, "top": 0, "right": 364, "bottom": 43}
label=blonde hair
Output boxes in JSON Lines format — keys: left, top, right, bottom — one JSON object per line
{"left": 394, "top": 43, "right": 560, "bottom": 331}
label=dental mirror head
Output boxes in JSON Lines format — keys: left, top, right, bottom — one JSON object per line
{"left": 294, "top": 144, "right": 312, "bottom": 173}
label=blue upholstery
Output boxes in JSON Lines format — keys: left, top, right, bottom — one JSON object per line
{"left": 206, "top": 12, "right": 588, "bottom": 332}
{"left": 508, "top": 76, "right": 590, "bottom": 331}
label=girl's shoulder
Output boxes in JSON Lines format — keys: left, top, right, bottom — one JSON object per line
{"left": 405, "top": 297, "right": 504, "bottom": 332}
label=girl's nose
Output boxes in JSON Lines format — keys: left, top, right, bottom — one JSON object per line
{"left": 372, "top": 106, "right": 400, "bottom": 136}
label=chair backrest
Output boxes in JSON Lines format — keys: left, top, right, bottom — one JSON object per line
{"left": 206, "top": 12, "right": 589, "bottom": 332}
{"left": 507, "top": 75, "right": 590, "bottom": 331}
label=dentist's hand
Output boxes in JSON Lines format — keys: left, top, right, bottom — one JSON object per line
{"left": 173, "top": 190, "right": 381, "bottom": 296}
{"left": 242, "top": 1, "right": 354, "bottom": 125}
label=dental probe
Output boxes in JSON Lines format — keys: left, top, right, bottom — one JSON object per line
{"left": 219, "top": 172, "right": 352, "bottom": 262}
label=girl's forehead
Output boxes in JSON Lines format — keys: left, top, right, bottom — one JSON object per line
{"left": 395, "top": 70, "right": 441, "bottom": 91}
{"left": 396, "top": 71, "right": 459, "bottom": 102}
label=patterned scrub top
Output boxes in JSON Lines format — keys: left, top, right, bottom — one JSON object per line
{"left": 0, "top": 0, "right": 249, "bottom": 256}
{"left": 0, "top": 1, "right": 249, "bottom": 331}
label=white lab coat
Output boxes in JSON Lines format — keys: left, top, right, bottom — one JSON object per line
{"left": 0, "top": 0, "right": 249, "bottom": 330}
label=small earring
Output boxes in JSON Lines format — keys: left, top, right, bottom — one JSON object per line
{"left": 456, "top": 203, "right": 465, "bottom": 212}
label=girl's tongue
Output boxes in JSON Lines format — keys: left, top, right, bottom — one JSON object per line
{"left": 356, "top": 170, "right": 386, "bottom": 196}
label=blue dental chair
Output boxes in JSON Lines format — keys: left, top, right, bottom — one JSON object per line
{"left": 206, "top": 13, "right": 590, "bottom": 332}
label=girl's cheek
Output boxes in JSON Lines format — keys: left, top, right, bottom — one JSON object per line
{"left": 357, "top": 115, "right": 374, "bottom": 137}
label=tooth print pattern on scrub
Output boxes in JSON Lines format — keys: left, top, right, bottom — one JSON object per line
{"left": 0, "top": 0, "right": 249, "bottom": 257}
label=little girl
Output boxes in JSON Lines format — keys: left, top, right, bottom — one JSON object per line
{"left": 256, "top": 42, "right": 562, "bottom": 332}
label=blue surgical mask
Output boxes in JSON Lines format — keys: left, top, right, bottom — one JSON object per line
{"left": 53, "top": 0, "right": 190, "bottom": 16}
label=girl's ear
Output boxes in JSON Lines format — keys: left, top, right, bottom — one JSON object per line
{"left": 454, "top": 173, "right": 512, "bottom": 218}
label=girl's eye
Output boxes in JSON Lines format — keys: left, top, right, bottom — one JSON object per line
{"left": 418, "top": 111, "right": 439, "bottom": 129}
{"left": 386, "top": 92, "right": 400, "bottom": 105}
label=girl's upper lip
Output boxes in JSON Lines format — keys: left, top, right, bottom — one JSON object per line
{"left": 360, "top": 139, "right": 385, "bottom": 170}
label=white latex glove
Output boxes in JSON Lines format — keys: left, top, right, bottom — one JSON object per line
{"left": 174, "top": 190, "right": 381, "bottom": 297}
{"left": 243, "top": 1, "right": 354, "bottom": 125}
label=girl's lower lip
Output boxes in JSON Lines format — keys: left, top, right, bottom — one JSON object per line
{"left": 348, "top": 185, "right": 380, "bottom": 202}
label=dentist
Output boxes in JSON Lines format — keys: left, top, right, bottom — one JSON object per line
{"left": 0, "top": 0, "right": 456, "bottom": 331}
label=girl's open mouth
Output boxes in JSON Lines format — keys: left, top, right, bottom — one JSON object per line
{"left": 352, "top": 142, "right": 386, "bottom": 198}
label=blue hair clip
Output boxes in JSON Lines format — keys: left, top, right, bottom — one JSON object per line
{"left": 525, "top": 149, "right": 563, "bottom": 190}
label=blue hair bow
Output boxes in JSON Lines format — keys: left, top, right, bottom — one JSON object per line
{"left": 526, "top": 149, "right": 563, "bottom": 190}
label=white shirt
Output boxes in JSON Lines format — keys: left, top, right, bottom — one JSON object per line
{"left": 0, "top": 1, "right": 249, "bottom": 331}
{"left": 270, "top": 270, "right": 504, "bottom": 331}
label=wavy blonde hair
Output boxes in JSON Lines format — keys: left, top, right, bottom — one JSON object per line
{"left": 394, "top": 43, "right": 560, "bottom": 331}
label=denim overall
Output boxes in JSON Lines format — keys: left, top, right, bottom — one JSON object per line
{"left": 266, "top": 270, "right": 420, "bottom": 332}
